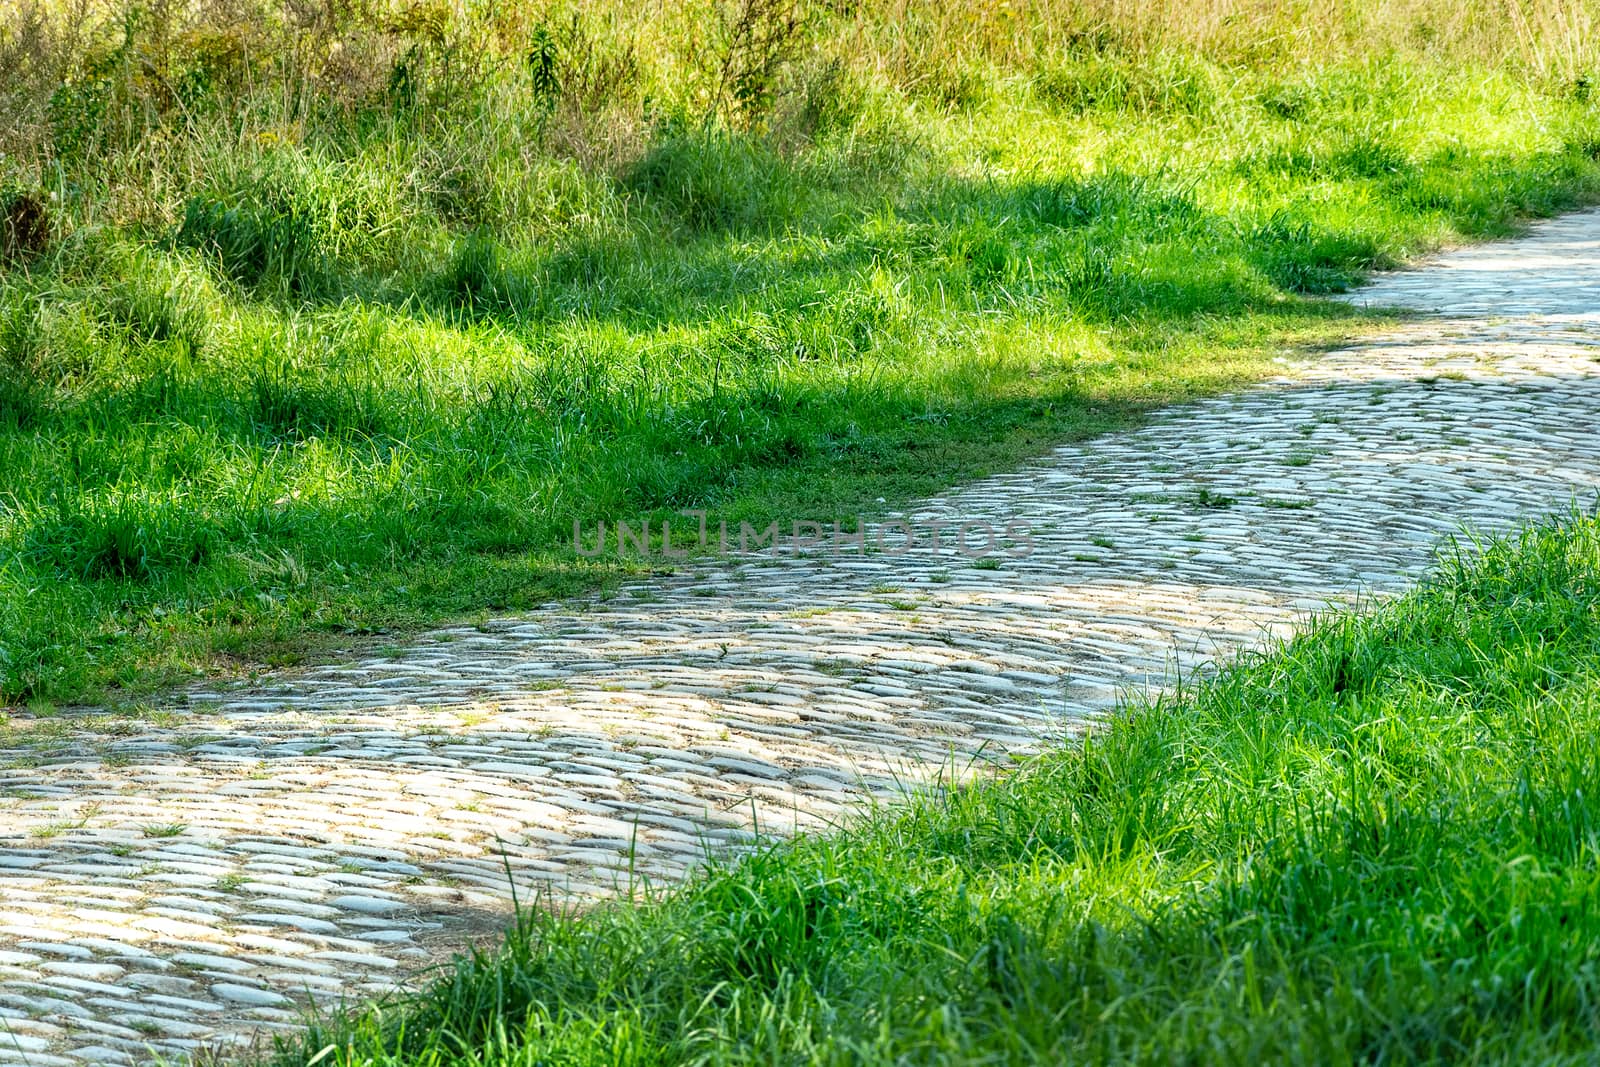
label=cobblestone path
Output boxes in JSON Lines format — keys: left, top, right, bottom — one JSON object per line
{"left": 3, "top": 209, "right": 1599, "bottom": 1065}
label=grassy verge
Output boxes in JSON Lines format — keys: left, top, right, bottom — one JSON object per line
{"left": 271, "top": 509, "right": 1600, "bottom": 1066}
{"left": 2, "top": 3, "right": 1599, "bottom": 704}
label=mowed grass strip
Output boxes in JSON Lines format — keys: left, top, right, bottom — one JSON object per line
{"left": 2, "top": 2, "right": 1600, "bottom": 703}
{"left": 269, "top": 510, "right": 1600, "bottom": 1066}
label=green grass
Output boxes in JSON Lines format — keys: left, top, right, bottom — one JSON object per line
{"left": 1, "top": 5, "right": 1599, "bottom": 704}
{"left": 268, "top": 509, "right": 1600, "bottom": 1066}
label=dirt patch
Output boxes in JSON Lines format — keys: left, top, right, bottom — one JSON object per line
{"left": 2, "top": 191, "right": 50, "bottom": 261}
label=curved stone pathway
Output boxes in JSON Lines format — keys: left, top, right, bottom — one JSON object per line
{"left": 4, "top": 209, "right": 1600, "bottom": 1065}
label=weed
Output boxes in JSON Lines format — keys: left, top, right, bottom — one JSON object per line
{"left": 1194, "top": 486, "right": 1237, "bottom": 509}
{"left": 708, "top": 0, "right": 807, "bottom": 127}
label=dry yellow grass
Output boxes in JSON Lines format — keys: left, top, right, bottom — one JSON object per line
{"left": 4, "top": 0, "right": 1596, "bottom": 121}
{"left": 3, "top": 0, "right": 1595, "bottom": 223}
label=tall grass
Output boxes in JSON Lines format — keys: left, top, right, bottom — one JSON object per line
{"left": 0, "top": 1, "right": 1598, "bottom": 703}
{"left": 3, "top": 0, "right": 1597, "bottom": 223}
{"left": 265, "top": 511, "right": 1600, "bottom": 1065}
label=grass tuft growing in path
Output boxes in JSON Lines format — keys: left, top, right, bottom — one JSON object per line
{"left": 274, "top": 510, "right": 1600, "bottom": 1065}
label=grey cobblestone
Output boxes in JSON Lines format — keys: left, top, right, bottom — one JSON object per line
{"left": 4, "top": 209, "right": 1600, "bottom": 1061}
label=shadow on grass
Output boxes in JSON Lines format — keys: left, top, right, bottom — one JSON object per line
{"left": 174, "top": 137, "right": 1600, "bottom": 342}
